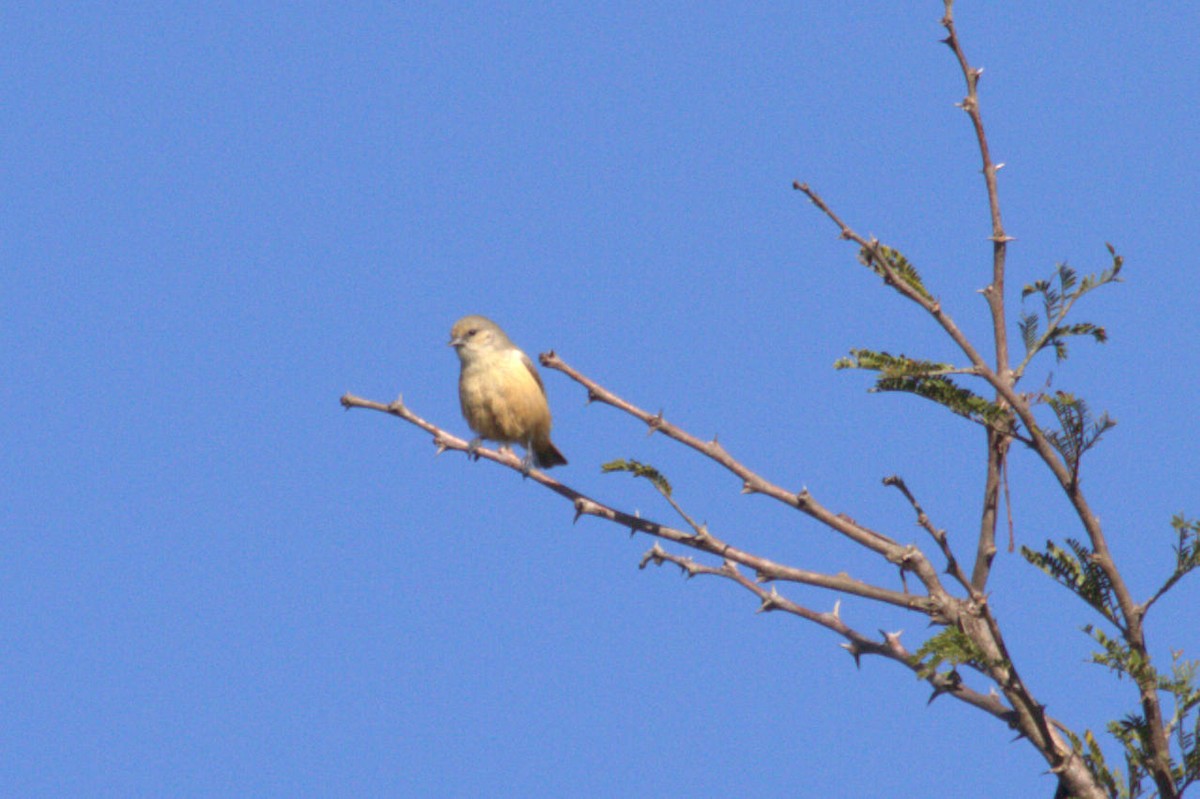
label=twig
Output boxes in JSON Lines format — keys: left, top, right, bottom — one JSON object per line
{"left": 883, "top": 475, "right": 974, "bottom": 596}
{"left": 640, "top": 543, "right": 1013, "bottom": 721}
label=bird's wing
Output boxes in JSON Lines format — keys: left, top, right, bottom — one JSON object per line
{"left": 518, "top": 350, "right": 547, "bottom": 396}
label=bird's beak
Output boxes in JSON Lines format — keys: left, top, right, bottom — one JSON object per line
{"left": 448, "top": 335, "right": 464, "bottom": 348}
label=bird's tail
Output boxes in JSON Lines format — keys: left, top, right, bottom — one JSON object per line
{"left": 533, "top": 439, "right": 567, "bottom": 469}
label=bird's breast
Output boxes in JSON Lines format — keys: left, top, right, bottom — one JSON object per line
{"left": 458, "top": 351, "right": 550, "bottom": 443}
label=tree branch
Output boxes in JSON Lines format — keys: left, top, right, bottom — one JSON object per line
{"left": 537, "top": 352, "right": 960, "bottom": 610}
{"left": 340, "top": 391, "right": 1035, "bottom": 733}
{"left": 882, "top": 475, "right": 974, "bottom": 596}
{"left": 340, "top": 392, "right": 932, "bottom": 613}
{"left": 640, "top": 543, "right": 1016, "bottom": 723}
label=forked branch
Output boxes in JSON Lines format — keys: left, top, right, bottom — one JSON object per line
{"left": 340, "top": 391, "right": 1021, "bottom": 726}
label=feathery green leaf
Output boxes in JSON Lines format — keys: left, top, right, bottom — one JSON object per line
{"left": 1021, "top": 538, "right": 1121, "bottom": 625}
{"left": 601, "top": 459, "right": 673, "bottom": 498}
{"left": 837, "top": 349, "right": 1006, "bottom": 427}
{"left": 856, "top": 245, "right": 934, "bottom": 302}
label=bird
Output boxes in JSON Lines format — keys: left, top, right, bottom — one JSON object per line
{"left": 448, "top": 315, "right": 567, "bottom": 472}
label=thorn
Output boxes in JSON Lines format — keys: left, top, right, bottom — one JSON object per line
{"left": 572, "top": 498, "right": 587, "bottom": 524}
{"left": 754, "top": 569, "right": 771, "bottom": 584}
{"left": 741, "top": 481, "right": 757, "bottom": 495}
{"left": 434, "top": 441, "right": 448, "bottom": 457}
{"left": 638, "top": 543, "right": 665, "bottom": 570}
{"left": 995, "top": 162, "right": 1006, "bottom": 171}
{"left": 647, "top": 410, "right": 664, "bottom": 436}
{"left": 881, "top": 629, "right": 905, "bottom": 652}
{"left": 757, "top": 587, "right": 781, "bottom": 614}
{"left": 832, "top": 600, "right": 841, "bottom": 620}
{"left": 971, "top": 66, "right": 984, "bottom": 80}
{"left": 926, "top": 670, "right": 961, "bottom": 705}
{"left": 586, "top": 389, "right": 598, "bottom": 405}
{"left": 939, "top": 35, "right": 953, "bottom": 47}
{"left": 841, "top": 641, "right": 863, "bottom": 669}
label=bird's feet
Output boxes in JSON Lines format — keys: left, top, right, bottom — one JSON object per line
{"left": 520, "top": 450, "right": 534, "bottom": 477}
{"left": 467, "top": 437, "right": 483, "bottom": 461}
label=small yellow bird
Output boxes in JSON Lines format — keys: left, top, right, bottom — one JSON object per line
{"left": 449, "top": 315, "right": 567, "bottom": 471}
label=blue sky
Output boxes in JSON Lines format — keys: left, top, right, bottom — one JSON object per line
{"left": 4, "top": 3, "right": 1199, "bottom": 797}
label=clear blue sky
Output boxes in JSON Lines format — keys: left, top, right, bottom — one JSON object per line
{"left": 5, "top": 3, "right": 1198, "bottom": 797}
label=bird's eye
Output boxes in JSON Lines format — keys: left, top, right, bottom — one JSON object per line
{"left": 467, "top": 328, "right": 478, "bottom": 337}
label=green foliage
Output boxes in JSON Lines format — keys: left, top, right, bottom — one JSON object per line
{"left": 911, "top": 627, "right": 1001, "bottom": 679}
{"left": 1020, "top": 538, "right": 1121, "bottom": 626}
{"left": 1062, "top": 634, "right": 1200, "bottom": 797}
{"left": 1037, "top": 391, "right": 1116, "bottom": 484}
{"left": 1026, "top": 518, "right": 1200, "bottom": 798}
{"left": 1062, "top": 726, "right": 1125, "bottom": 798}
{"left": 1158, "top": 653, "right": 1200, "bottom": 742}
{"left": 835, "top": 349, "right": 1007, "bottom": 427}
{"left": 857, "top": 244, "right": 933, "bottom": 301}
{"left": 601, "top": 459, "right": 673, "bottom": 498}
{"left": 1147, "top": 515, "right": 1200, "bottom": 609}
{"left": 1018, "top": 247, "right": 1122, "bottom": 368}
{"left": 1085, "top": 624, "right": 1152, "bottom": 684}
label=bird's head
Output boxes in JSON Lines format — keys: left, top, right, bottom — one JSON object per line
{"left": 449, "top": 315, "right": 511, "bottom": 361}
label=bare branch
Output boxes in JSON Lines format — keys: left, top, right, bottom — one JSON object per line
{"left": 793, "top": 183, "right": 998, "bottom": 380}
{"left": 883, "top": 475, "right": 974, "bottom": 595}
{"left": 537, "top": 352, "right": 961, "bottom": 610}
{"left": 341, "top": 390, "right": 1086, "bottom": 766}
{"left": 637, "top": 544, "right": 1016, "bottom": 724}
{"left": 341, "top": 392, "right": 932, "bottom": 614}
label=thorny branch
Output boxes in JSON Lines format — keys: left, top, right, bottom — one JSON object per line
{"left": 940, "top": 0, "right": 1013, "bottom": 604}
{"left": 882, "top": 475, "right": 974, "bottom": 596}
{"left": 340, "top": 391, "right": 1013, "bottom": 724}
{"left": 780, "top": 4, "right": 1177, "bottom": 796}
{"left": 538, "top": 352, "right": 954, "bottom": 604}
{"left": 344, "top": 335, "right": 1091, "bottom": 785}
{"left": 638, "top": 545, "right": 1005, "bottom": 717}
{"left": 341, "top": 393, "right": 927, "bottom": 614}
{"left": 538, "top": 355, "right": 1076, "bottom": 791}
{"left": 345, "top": 3, "right": 1185, "bottom": 797}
